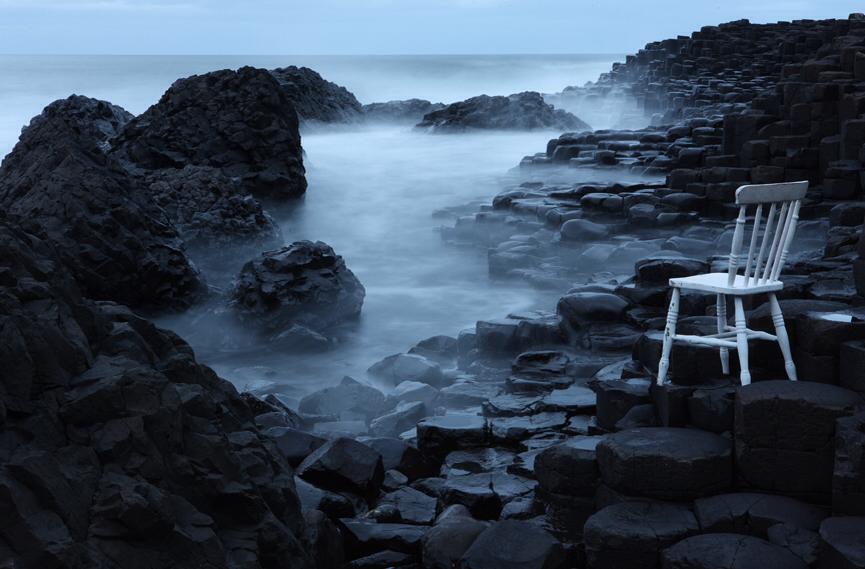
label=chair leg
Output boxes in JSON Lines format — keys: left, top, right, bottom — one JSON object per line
{"left": 769, "top": 293, "right": 797, "bottom": 381}
{"left": 734, "top": 297, "right": 750, "bottom": 386}
{"left": 716, "top": 293, "right": 730, "bottom": 375}
{"left": 657, "top": 288, "right": 680, "bottom": 386}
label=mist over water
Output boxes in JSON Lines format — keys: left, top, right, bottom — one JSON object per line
{"left": 0, "top": 54, "right": 621, "bottom": 155}
{"left": 0, "top": 53, "right": 627, "bottom": 401}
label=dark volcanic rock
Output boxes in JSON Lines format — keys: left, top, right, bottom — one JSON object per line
{"left": 231, "top": 241, "right": 365, "bottom": 338}
{"left": 368, "top": 353, "right": 446, "bottom": 387}
{"left": 339, "top": 520, "right": 426, "bottom": 559}
{"left": 694, "top": 493, "right": 827, "bottom": 538}
{"left": 0, "top": 221, "right": 312, "bottom": 568}
{"left": 735, "top": 381, "right": 862, "bottom": 500}
{"left": 417, "top": 414, "right": 489, "bottom": 463}
{"left": 584, "top": 501, "right": 699, "bottom": 569}
{"left": 597, "top": 427, "right": 732, "bottom": 500}
{"left": 143, "top": 165, "right": 281, "bottom": 254}
{"left": 535, "top": 437, "right": 602, "bottom": 497}
{"left": 363, "top": 99, "right": 445, "bottom": 123}
{"left": 662, "top": 533, "right": 808, "bottom": 569}
{"left": 113, "top": 66, "right": 307, "bottom": 200}
{"left": 270, "top": 66, "right": 363, "bottom": 124}
{"left": 417, "top": 91, "right": 590, "bottom": 133}
{"left": 458, "top": 520, "right": 566, "bottom": 569}
{"left": 297, "top": 437, "right": 384, "bottom": 502}
{"left": 834, "top": 412, "right": 865, "bottom": 515}
{"left": 422, "top": 505, "right": 488, "bottom": 569}
{"left": 819, "top": 516, "right": 865, "bottom": 569}
{"left": 299, "top": 376, "right": 390, "bottom": 424}
{"left": 0, "top": 95, "right": 202, "bottom": 310}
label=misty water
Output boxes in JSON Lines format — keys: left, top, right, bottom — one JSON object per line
{"left": 0, "top": 54, "right": 628, "bottom": 402}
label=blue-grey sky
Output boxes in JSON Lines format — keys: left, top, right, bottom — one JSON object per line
{"left": 0, "top": 0, "right": 862, "bottom": 54}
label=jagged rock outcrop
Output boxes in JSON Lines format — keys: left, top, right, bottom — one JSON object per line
{"left": 0, "top": 221, "right": 313, "bottom": 568}
{"left": 112, "top": 66, "right": 307, "bottom": 200}
{"left": 363, "top": 99, "right": 445, "bottom": 124}
{"left": 0, "top": 95, "right": 203, "bottom": 310}
{"left": 143, "top": 165, "right": 282, "bottom": 255}
{"left": 417, "top": 91, "right": 590, "bottom": 133}
{"left": 230, "top": 240, "right": 365, "bottom": 340}
{"left": 270, "top": 66, "right": 363, "bottom": 124}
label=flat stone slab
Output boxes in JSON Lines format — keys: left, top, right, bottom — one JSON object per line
{"left": 597, "top": 427, "right": 731, "bottom": 500}
{"left": 538, "top": 385, "right": 597, "bottom": 414}
{"left": 662, "top": 533, "right": 808, "bottom": 569}
{"left": 584, "top": 501, "right": 698, "bottom": 568}
{"left": 416, "top": 414, "right": 489, "bottom": 461}
{"left": 441, "top": 471, "right": 536, "bottom": 520}
{"left": 694, "top": 492, "right": 827, "bottom": 537}
{"left": 489, "top": 412, "right": 569, "bottom": 442}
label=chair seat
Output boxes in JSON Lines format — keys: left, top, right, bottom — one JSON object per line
{"left": 669, "top": 272, "right": 783, "bottom": 295}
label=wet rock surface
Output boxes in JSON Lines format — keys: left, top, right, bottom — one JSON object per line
{"left": 230, "top": 240, "right": 365, "bottom": 339}
{"left": 417, "top": 91, "right": 590, "bottom": 132}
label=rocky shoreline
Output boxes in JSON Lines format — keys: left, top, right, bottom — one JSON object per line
{"left": 1, "top": 13, "right": 865, "bottom": 569}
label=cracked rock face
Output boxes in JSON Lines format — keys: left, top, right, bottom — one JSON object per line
{"left": 0, "top": 221, "right": 312, "bottom": 568}
{"left": 0, "top": 95, "right": 203, "bottom": 311}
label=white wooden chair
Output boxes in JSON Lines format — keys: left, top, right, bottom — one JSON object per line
{"left": 656, "top": 181, "right": 809, "bottom": 386}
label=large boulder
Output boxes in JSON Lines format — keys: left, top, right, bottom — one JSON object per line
{"left": 368, "top": 353, "right": 446, "bottom": 387}
{"left": 231, "top": 241, "right": 365, "bottom": 339}
{"left": 112, "top": 66, "right": 306, "bottom": 200}
{"left": 417, "top": 91, "right": 590, "bottom": 133}
{"left": 296, "top": 437, "right": 384, "bottom": 501}
{"left": 735, "top": 381, "right": 862, "bottom": 500}
{"left": 0, "top": 95, "right": 202, "bottom": 310}
{"left": 298, "top": 376, "right": 390, "bottom": 424}
{"left": 596, "top": 427, "right": 732, "bottom": 500}
{"left": 270, "top": 66, "right": 363, "bottom": 124}
{"left": 363, "top": 99, "right": 445, "bottom": 123}
{"left": 0, "top": 221, "right": 313, "bottom": 568}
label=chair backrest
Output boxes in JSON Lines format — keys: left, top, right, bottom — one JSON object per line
{"left": 727, "top": 181, "right": 809, "bottom": 287}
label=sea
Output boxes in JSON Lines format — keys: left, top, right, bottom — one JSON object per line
{"left": 0, "top": 54, "right": 635, "bottom": 400}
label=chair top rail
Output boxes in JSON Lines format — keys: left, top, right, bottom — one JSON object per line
{"left": 735, "top": 181, "right": 808, "bottom": 205}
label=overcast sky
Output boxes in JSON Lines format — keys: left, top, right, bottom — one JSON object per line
{"left": 0, "top": 0, "right": 862, "bottom": 55}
